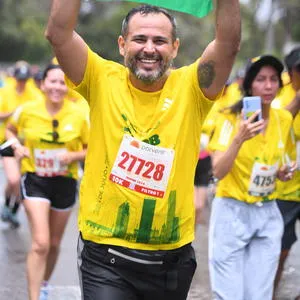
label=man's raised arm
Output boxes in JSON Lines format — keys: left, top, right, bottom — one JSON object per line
{"left": 45, "top": 0, "right": 88, "bottom": 85}
{"left": 198, "top": 0, "right": 241, "bottom": 100}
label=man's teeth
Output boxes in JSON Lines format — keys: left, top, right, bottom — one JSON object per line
{"left": 140, "top": 59, "right": 156, "bottom": 63}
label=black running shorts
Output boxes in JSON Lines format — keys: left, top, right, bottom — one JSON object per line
{"left": 194, "top": 156, "right": 212, "bottom": 187}
{"left": 21, "top": 172, "right": 77, "bottom": 210}
{"left": 277, "top": 199, "right": 300, "bottom": 250}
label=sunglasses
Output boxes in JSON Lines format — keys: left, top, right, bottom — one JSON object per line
{"left": 52, "top": 119, "right": 59, "bottom": 142}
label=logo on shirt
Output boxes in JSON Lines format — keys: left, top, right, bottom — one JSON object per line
{"left": 63, "top": 124, "right": 73, "bottom": 131}
{"left": 130, "top": 140, "right": 140, "bottom": 148}
{"left": 161, "top": 98, "right": 173, "bottom": 111}
{"left": 218, "top": 120, "right": 233, "bottom": 146}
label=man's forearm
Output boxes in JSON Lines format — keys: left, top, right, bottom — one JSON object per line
{"left": 215, "top": 0, "right": 241, "bottom": 51}
{"left": 46, "top": 0, "right": 81, "bottom": 46}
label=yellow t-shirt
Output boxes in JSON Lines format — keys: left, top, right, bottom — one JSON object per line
{"left": 0, "top": 80, "right": 43, "bottom": 111}
{"left": 273, "top": 84, "right": 300, "bottom": 201}
{"left": 9, "top": 98, "right": 89, "bottom": 180}
{"left": 0, "top": 81, "right": 44, "bottom": 143}
{"left": 226, "top": 82, "right": 243, "bottom": 106}
{"left": 2, "top": 76, "right": 15, "bottom": 88}
{"left": 27, "top": 77, "right": 43, "bottom": 95}
{"left": 67, "top": 47, "right": 216, "bottom": 250}
{"left": 0, "top": 94, "right": 6, "bottom": 144}
{"left": 208, "top": 108, "right": 293, "bottom": 203}
{"left": 67, "top": 89, "right": 90, "bottom": 119}
{"left": 202, "top": 82, "right": 242, "bottom": 139}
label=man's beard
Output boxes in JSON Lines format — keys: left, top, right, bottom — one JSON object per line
{"left": 126, "top": 53, "right": 173, "bottom": 84}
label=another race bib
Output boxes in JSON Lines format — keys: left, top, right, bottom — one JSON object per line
{"left": 34, "top": 148, "right": 68, "bottom": 177}
{"left": 110, "top": 135, "right": 175, "bottom": 198}
{"left": 248, "top": 162, "right": 278, "bottom": 197}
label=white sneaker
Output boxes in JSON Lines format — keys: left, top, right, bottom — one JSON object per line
{"left": 39, "top": 283, "right": 50, "bottom": 300}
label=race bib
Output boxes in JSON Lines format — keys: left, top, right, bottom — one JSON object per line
{"left": 34, "top": 148, "right": 68, "bottom": 177}
{"left": 248, "top": 162, "right": 278, "bottom": 197}
{"left": 109, "top": 135, "right": 175, "bottom": 198}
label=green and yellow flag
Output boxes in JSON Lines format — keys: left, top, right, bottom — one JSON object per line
{"left": 96, "top": 0, "right": 213, "bottom": 18}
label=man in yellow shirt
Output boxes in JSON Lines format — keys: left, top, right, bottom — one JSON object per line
{"left": 274, "top": 47, "right": 300, "bottom": 300}
{"left": 45, "top": 1, "right": 241, "bottom": 299}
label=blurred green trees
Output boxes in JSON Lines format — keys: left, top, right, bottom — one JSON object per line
{"left": 0, "top": 0, "right": 299, "bottom": 69}
{"left": 0, "top": 0, "right": 50, "bottom": 62}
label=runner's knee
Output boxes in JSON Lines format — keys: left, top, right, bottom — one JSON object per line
{"left": 6, "top": 176, "right": 20, "bottom": 189}
{"left": 31, "top": 238, "right": 49, "bottom": 256}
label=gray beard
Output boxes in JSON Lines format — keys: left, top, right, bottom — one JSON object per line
{"left": 127, "top": 58, "right": 173, "bottom": 85}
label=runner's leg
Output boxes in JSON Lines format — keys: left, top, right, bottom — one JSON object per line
{"left": 44, "top": 208, "right": 72, "bottom": 281}
{"left": 209, "top": 198, "right": 249, "bottom": 300}
{"left": 24, "top": 199, "right": 50, "bottom": 300}
{"left": 2, "top": 157, "right": 21, "bottom": 202}
{"left": 274, "top": 200, "right": 300, "bottom": 299}
{"left": 1, "top": 157, "right": 21, "bottom": 226}
{"left": 194, "top": 186, "right": 208, "bottom": 224}
{"left": 244, "top": 202, "right": 283, "bottom": 300}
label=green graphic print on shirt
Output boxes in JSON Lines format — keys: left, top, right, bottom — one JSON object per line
{"left": 86, "top": 190, "right": 180, "bottom": 244}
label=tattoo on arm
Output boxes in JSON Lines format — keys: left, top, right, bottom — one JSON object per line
{"left": 198, "top": 60, "right": 215, "bottom": 89}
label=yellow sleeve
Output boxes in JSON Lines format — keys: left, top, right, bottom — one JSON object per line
{"left": 8, "top": 105, "right": 24, "bottom": 129}
{"left": 184, "top": 59, "right": 223, "bottom": 131}
{"left": 65, "top": 47, "right": 114, "bottom": 106}
{"left": 80, "top": 116, "right": 90, "bottom": 145}
{"left": 208, "top": 113, "right": 236, "bottom": 153}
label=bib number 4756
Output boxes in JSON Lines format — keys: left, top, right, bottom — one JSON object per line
{"left": 252, "top": 175, "right": 276, "bottom": 187}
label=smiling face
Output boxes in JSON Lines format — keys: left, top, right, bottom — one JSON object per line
{"left": 250, "top": 65, "right": 280, "bottom": 105}
{"left": 41, "top": 68, "right": 68, "bottom": 105}
{"left": 118, "top": 12, "right": 179, "bottom": 89}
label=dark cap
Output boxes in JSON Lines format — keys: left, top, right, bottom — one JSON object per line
{"left": 14, "top": 65, "right": 31, "bottom": 80}
{"left": 242, "top": 55, "right": 283, "bottom": 96}
{"left": 34, "top": 70, "right": 43, "bottom": 81}
{"left": 284, "top": 47, "right": 300, "bottom": 71}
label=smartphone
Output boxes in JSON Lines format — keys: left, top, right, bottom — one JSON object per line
{"left": 285, "top": 153, "right": 293, "bottom": 172}
{"left": 242, "top": 96, "right": 262, "bottom": 122}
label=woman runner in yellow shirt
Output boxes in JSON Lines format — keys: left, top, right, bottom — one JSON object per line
{"left": 6, "top": 64, "right": 89, "bottom": 300}
{"left": 208, "top": 55, "right": 296, "bottom": 300}
{"left": 0, "top": 62, "right": 43, "bottom": 228}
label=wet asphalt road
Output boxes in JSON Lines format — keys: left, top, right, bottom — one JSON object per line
{"left": 0, "top": 163, "right": 299, "bottom": 299}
